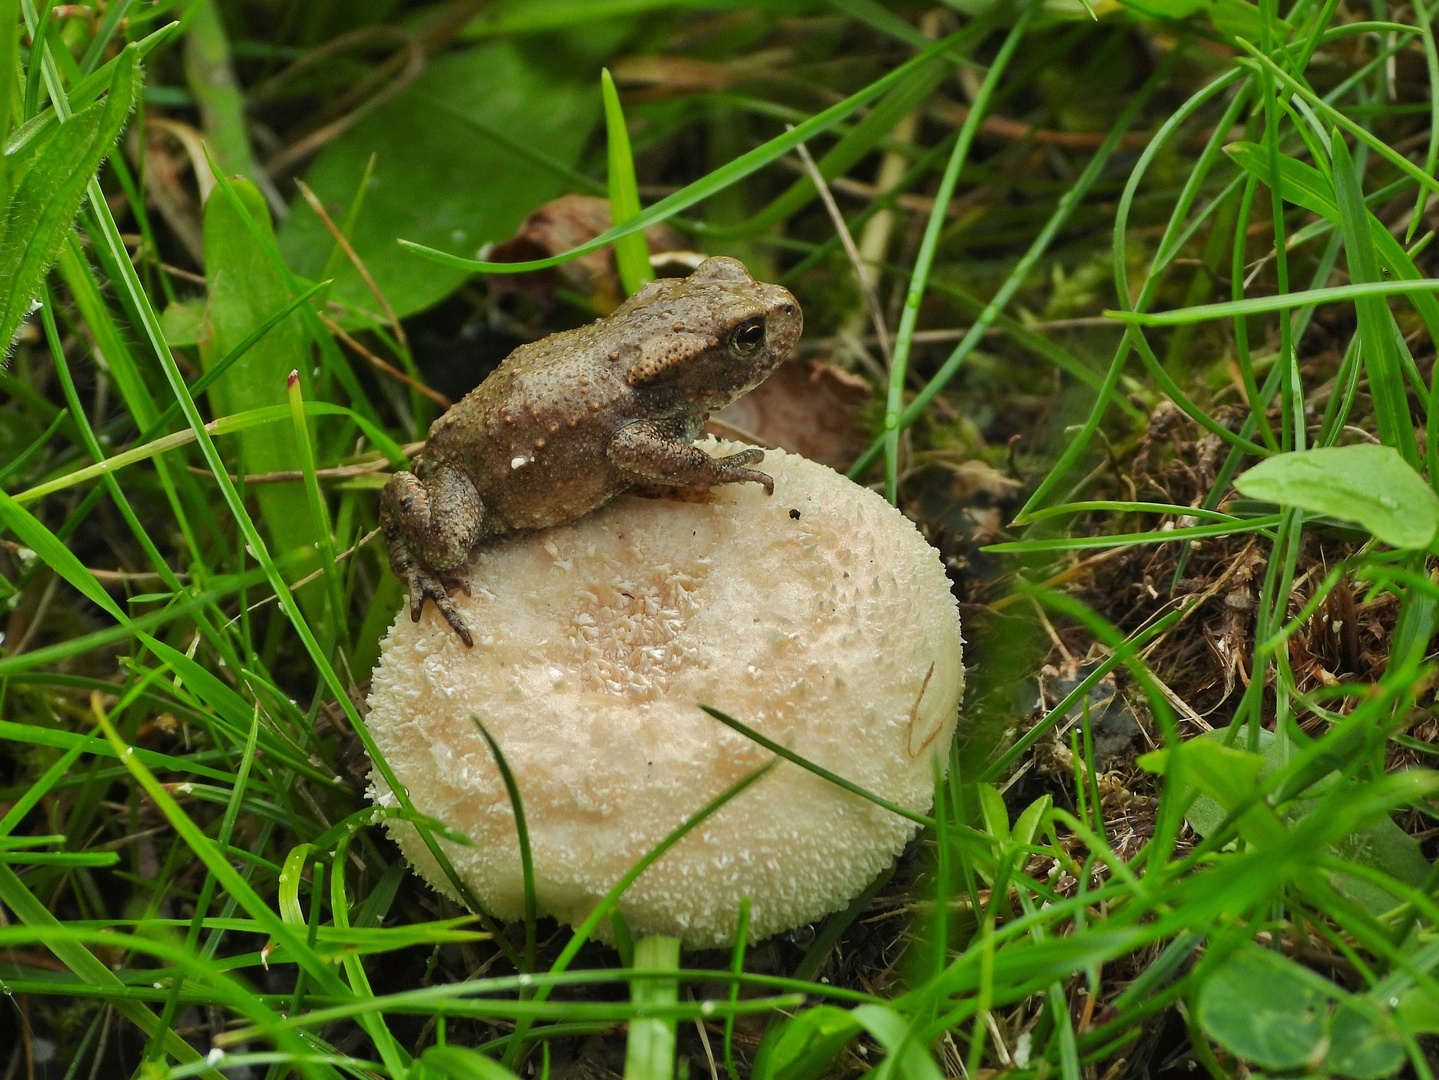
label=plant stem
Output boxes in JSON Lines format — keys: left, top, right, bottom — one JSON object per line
{"left": 625, "top": 935, "right": 682, "bottom": 1080}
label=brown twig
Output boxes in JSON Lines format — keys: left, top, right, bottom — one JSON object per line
{"left": 776, "top": 157, "right": 992, "bottom": 219}
{"left": 930, "top": 96, "right": 1151, "bottom": 149}
{"left": 296, "top": 179, "right": 408, "bottom": 351}
{"left": 90, "top": 569, "right": 191, "bottom": 587}
{"left": 791, "top": 133, "right": 892, "bottom": 364}
{"left": 187, "top": 457, "right": 393, "bottom": 486}
{"left": 224, "top": 529, "right": 382, "bottom": 629}
{"left": 988, "top": 545, "right": 1139, "bottom": 612}
{"left": 262, "top": 28, "right": 423, "bottom": 176}
{"left": 319, "top": 311, "right": 451, "bottom": 408}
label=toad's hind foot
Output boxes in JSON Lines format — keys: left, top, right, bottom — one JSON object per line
{"left": 407, "top": 569, "right": 474, "bottom": 647}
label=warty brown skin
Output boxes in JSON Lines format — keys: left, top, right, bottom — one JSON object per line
{"left": 380, "top": 255, "right": 803, "bottom": 645}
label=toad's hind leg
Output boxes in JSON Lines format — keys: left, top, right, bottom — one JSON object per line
{"left": 379, "top": 465, "right": 485, "bottom": 646}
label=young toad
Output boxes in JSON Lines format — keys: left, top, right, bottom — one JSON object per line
{"left": 380, "top": 255, "right": 803, "bottom": 645}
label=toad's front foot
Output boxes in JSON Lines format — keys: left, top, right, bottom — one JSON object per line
{"left": 714, "top": 448, "right": 774, "bottom": 495}
{"left": 407, "top": 569, "right": 474, "bottom": 647}
{"left": 609, "top": 423, "right": 776, "bottom": 495}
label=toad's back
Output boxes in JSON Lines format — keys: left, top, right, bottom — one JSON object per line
{"left": 420, "top": 321, "right": 638, "bottom": 533}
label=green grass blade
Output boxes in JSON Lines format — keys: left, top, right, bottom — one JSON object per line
{"left": 0, "top": 867, "right": 225, "bottom": 1077}
{"left": 399, "top": 27, "right": 978, "bottom": 275}
{"left": 850, "top": 42, "right": 1186, "bottom": 481}
{"left": 881, "top": 3, "right": 1035, "bottom": 503}
{"left": 623, "top": 936, "right": 681, "bottom": 1080}
{"left": 1329, "top": 133, "right": 1418, "bottom": 464}
{"left": 601, "top": 68, "right": 652, "bottom": 296}
{"left": 1107, "top": 278, "right": 1439, "bottom": 323}
{"left": 724, "top": 897, "right": 751, "bottom": 1080}
{"left": 1012, "top": 65, "right": 1250, "bottom": 520}
{"left": 472, "top": 716, "right": 537, "bottom": 975}
{"left": 1224, "top": 141, "right": 1439, "bottom": 359}
{"left": 1237, "top": 43, "right": 1439, "bottom": 200}
{"left": 287, "top": 372, "right": 349, "bottom": 654}
{"left": 705, "top": 43, "right": 956, "bottom": 242}
{"left": 329, "top": 830, "right": 410, "bottom": 1076}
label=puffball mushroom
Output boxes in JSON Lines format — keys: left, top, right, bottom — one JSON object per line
{"left": 365, "top": 440, "right": 964, "bottom": 949}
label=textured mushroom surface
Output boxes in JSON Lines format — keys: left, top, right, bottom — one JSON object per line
{"left": 366, "top": 440, "right": 964, "bottom": 948}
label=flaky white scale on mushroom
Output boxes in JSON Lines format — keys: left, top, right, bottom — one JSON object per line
{"left": 366, "top": 441, "right": 964, "bottom": 948}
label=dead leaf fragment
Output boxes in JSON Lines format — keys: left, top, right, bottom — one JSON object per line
{"left": 711, "top": 359, "right": 871, "bottom": 468}
{"left": 487, "top": 194, "right": 685, "bottom": 314}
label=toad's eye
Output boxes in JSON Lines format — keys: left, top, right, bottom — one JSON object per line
{"left": 728, "top": 317, "right": 766, "bottom": 356}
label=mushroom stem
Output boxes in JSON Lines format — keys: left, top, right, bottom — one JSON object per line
{"left": 624, "top": 935, "right": 682, "bottom": 1080}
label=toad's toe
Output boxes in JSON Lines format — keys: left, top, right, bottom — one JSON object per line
{"left": 408, "top": 570, "right": 475, "bottom": 645}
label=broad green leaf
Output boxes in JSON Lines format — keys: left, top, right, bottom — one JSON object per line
{"left": 1197, "top": 946, "right": 1404, "bottom": 1078}
{"left": 753, "top": 1005, "right": 862, "bottom": 1080}
{"left": 1196, "top": 946, "right": 1332, "bottom": 1071}
{"left": 278, "top": 39, "right": 603, "bottom": 320}
{"left": 1115, "top": 0, "right": 1285, "bottom": 43}
{"left": 0, "top": 0, "right": 15, "bottom": 202}
{"left": 0, "top": 43, "right": 138, "bottom": 359}
{"left": 184, "top": 0, "right": 259, "bottom": 181}
{"left": 201, "top": 177, "right": 323, "bottom": 612}
{"left": 1328, "top": 805, "right": 1433, "bottom": 918}
{"left": 851, "top": 1003, "right": 944, "bottom": 1080}
{"left": 1397, "top": 986, "right": 1439, "bottom": 1033}
{"left": 1012, "top": 794, "right": 1052, "bottom": 848}
{"left": 1139, "top": 735, "right": 1282, "bottom": 846}
{"left": 1233, "top": 444, "right": 1439, "bottom": 549}
{"left": 160, "top": 298, "right": 204, "bottom": 346}
{"left": 977, "top": 783, "right": 1011, "bottom": 842}
{"left": 1168, "top": 728, "right": 1283, "bottom": 839}
{"left": 1174, "top": 728, "right": 1433, "bottom": 918}
{"left": 1327, "top": 1001, "right": 1406, "bottom": 1079}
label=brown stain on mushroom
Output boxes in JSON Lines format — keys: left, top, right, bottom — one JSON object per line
{"left": 563, "top": 542, "right": 711, "bottom": 699}
{"left": 906, "top": 661, "right": 939, "bottom": 759}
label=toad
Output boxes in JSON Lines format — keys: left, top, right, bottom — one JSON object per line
{"left": 380, "top": 256, "right": 803, "bottom": 645}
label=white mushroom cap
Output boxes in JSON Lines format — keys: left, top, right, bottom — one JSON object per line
{"left": 365, "top": 440, "right": 964, "bottom": 949}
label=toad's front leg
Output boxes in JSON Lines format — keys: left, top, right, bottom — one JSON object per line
{"left": 379, "top": 464, "right": 485, "bottom": 646}
{"left": 608, "top": 419, "right": 774, "bottom": 495}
